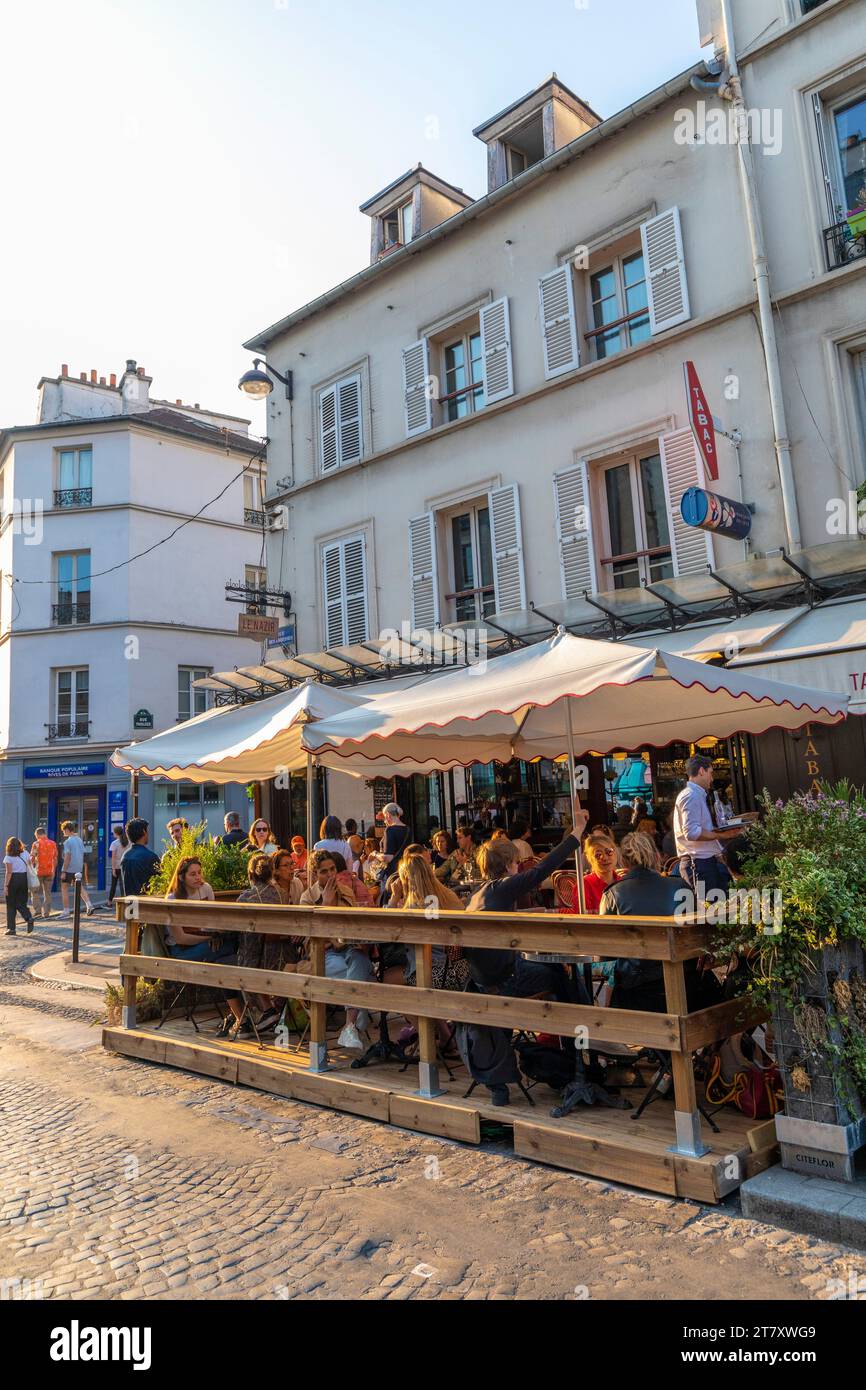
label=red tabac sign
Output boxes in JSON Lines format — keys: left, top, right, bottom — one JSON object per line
{"left": 684, "top": 361, "right": 718, "bottom": 481}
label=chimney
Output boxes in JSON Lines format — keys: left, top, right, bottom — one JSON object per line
{"left": 120, "top": 357, "right": 151, "bottom": 413}
{"left": 90, "top": 369, "right": 97, "bottom": 383}
{"left": 80, "top": 372, "right": 86, "bottom": 381}
{"left": 176, "top": 398, "right": 182, "bottom": 405}
{"left": 61, "top": 363, "right": 68, "bottom": 377}
{"left": 194, "top": 403, "right": 200, "bottom": 410}
{"left": 137, "top": 366, "right": 145, "bottom": 377}
{"left": 109, "top": 373, "right": 117, "bottom": 387}
{"left": 126, "top": 358, "right": 137, "bottom": 373}
{"left": 99, "top": 376, "right": 106, "bottom": 385}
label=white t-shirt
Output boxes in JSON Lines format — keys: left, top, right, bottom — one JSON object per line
{"left": 512, "top": 838, "right": 534, "bottom": 862}
{"left": 314, "top": 838, "right": 357, "bottom": 873}
{"left": 109, "top": 839, "right": 127, "bottom": 869}
{"left": 4, "top": 850, "right": 31, "bottom": 874}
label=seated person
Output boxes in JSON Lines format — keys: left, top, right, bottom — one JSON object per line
{"left": 599, "top": 832, "right": 718, "bottom": 1012}
{"left": 236, "top": 853, "right": 298, "bottom": 1031}
{"left": 435, "top": 825, "right": 478, "bottom": 885}
{"left": 580, "top": 830, "right": 621, "bottom": 913}
{"left": 299, "top": 850, "right": 374, "bottom": 1052}
{"left": 270, "top": 848, "right": 304, "bottom": 906}
{"left": 430, "top": 829, "right": 453, "bottom": 869}
{"left": 510, "top": 818, "right": 535, "bottom": 863}
{"left": 166, "top": 856, "right": 246, "bottom": 1037}
{"left": 289, "top": 835, "right": 308, "bottom": 877}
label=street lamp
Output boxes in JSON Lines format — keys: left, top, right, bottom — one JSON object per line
{"left": 238, "top": 358, "right": 293, "bottom": 400}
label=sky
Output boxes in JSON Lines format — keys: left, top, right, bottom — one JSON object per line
{"left": 0, "top": 0, "right": 707, "bottom": 436}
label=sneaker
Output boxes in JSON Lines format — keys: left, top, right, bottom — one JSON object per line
{"left": 488, "top": 1085, "right": 510, "bottom": 1107}
{"left": 230, "top": 1017, "right": 255, "bottom": 1040}
{"left": 257, "top": 1007, "right": 281, "bottom": 1032}
{"left": 84, "top": 905, "right": 95, "bottom": 917}
{"left": 338, "top": 1023, "right": 364, "bottom": 1051}
{"left": 214, "top": 1014, "right": 235, "bottom": 1039}
{"left": 59, "top": 911, "right": 71, "bottom": 920}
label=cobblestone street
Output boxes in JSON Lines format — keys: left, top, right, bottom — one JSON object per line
{"left": 0, "top": 921, "right": 863, "bottom": 1301}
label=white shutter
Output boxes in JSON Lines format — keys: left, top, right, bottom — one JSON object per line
{"left": 539, "top": 266, "right": 579, "bottom": 379}
{"left": 641, "top": 207, "right": 691, "bottom": 334}
{"left": 554, "top": 462, "right": 597, "bottom": 599}
{"left": 659, "top": 428, "right": 714, "bottom": 576}
{"left": 337, "top": 374, "right": 362, "bottom": 465}
{"left": 479, "top": 297, "right": 513, "bottom": 404}
{"left": 408, "top": 512, "right": 440, "bottom": 630}
{"left": 343, "top": 535, "right": 368, "bottom": 645}
{"left": 402, "top": 340, "right": 432, "bottom": 437}
{"left": 323, "top": 541, "right": 345, "bottom": 645}
{"left": 319, "top": 385, "right": 339, "bottom": 474}
{"left": 488, "top": 483, "right": 526, "bottom": 613}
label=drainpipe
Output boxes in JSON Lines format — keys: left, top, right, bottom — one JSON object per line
{"left": 711, "top": 0, "right": 802, "bottom": 552}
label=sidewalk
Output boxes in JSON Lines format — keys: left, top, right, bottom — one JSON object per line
{"left": 30, "top": 948, "right": 121, "bottom": 992}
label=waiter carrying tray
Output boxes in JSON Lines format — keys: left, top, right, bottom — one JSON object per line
{"left": 673, "top": 754, "right": 742, "bottom": 898}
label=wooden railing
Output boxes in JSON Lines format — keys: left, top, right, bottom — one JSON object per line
{"left": 116, "top": 896, "right": 763, "bottom": 1158}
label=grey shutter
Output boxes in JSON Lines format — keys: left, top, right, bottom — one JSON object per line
{"left": 488, "top": 483, "right": 526, "bottom": 612}
{"left": 337, "top": 374, "right": 362, "bottom": 465}
{"left": 323, "top": 541, "right": 345, "bottom": 645}
{"left": 479, "top": 297, "right": 514, "bottom": 404}
{"left": 539, "top": 266, "right": 579, "bottom": 379}
{"left": 641, "top": 207, "right": 691, "bottom": 334}
{"left": 554, "top": 462, "right": 597, "bottom": 599}
{"left": 409, "top": 512, "right": 440, "bottom": 630}
{"left": 659, "top": 428, "right": 714, "bottom": 576}
{"left": 343, "top": 535, "right": 368, "bottom": 645}
{"left": 402, "top": 340, "right": 432, "bottom": 437}
{"left": 319, "top": 385, "right": 339, "bottom": 474}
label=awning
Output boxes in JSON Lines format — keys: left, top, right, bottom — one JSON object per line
{"left": 725, "top": 596, "right": 866, "bottom": 709}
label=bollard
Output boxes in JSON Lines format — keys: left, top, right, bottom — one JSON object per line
{"left": 71, "top": 873, "right": 82, "bottom": 964}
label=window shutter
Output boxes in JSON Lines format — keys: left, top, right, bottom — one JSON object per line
{"left": 659, "top": 428, "right": 714, "bottom": 576}
{"left": 337, "top": 375, "right": 362, "bottom": 465}
{"left": 408, "top": 512, "right": 440, "bottom": 630}
{"left": 488, "top": 483, "right": 526, "bottom": 612}
{"left": 554, "top": 462, "right": 597, "bottom": 599}
{"left": 538, "top": 266, "right": 579, "bottom": 379}
{"left": 479, "top": 297, "right": 514, "bottom": 404}
{"left": 402, "top": 340, "right": 432, "bottom": 437}
{"left": 641, "top": 207, "right": 691, "bottom": 334}
{"left": 322, "top": 541, "right": 345, "bottom": 645}
{"left": 343, "top": 535, "right": 368, "bottom": 645}
{"left": 319, "top": 385, "right": 339, "bottom": 474}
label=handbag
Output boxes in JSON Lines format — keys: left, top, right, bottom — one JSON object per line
{"left": 25, "top": 858, "right": 39, "bottom": 891}
{"left": 705, "top": 1032, "right": 783, "bottom": 1119}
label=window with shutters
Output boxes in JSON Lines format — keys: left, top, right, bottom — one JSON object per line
{"left": 316, "top": 372, "right": 363, "bottom": 474}
{"left": 321, "top": 534, "right": 368, "bottom": 648}
{"left": 585, "top": 246, "right": 650, "bottom": 362}
{"left": 592, "top": 449, "right": 673, "bottom": 590}
{"left": 381, "top": 200, "right": 414, "bottom": 252}
{"left": 410, "top": 297, "right": 513, "bottom": 437}
{"left": 441, "top": 500, "right": 495, "bottom": 622}
{"left": 441, "top": 328, "right": 485, "bottom": 421}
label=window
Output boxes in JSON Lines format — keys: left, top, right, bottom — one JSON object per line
{"left": 52, "top": 668, "right": 89, "bottom": 739}
{"left": 53, "top": 552, "right": 91, "bottom": 625}
{"left": 166, "top": 780, "right": 219, "bottom": 806}
{"left": 243, "top": 467, "right": 265, "bottom": 525}
{"left": 506, "top": 144, "right": 528, "bottom": 179}
{"left": 55, "top": 446, "right": 92, "bottom": 507}
{"left": 383, "top": 200, "right": 413, "bottom": 248}
{"left": 245, "top": 564, "right": 268, "bottom": 614}
{"left": 178, "top": 667, "right": 211, "bottom": 722}
{"left": 322, "top": 534, "right": 368, "bottom": 647}
{"left": 318, "top": 373, "right": 362, "bottom": 473}
{"left": 595, "top": 451, "right": 673, "bottom": 590}
{"left": 587, "top": 250, "right": 651, "bottom": 360}
{"left": 446, "top": 502, "right": 495, "bottom": 621}
{"left": 442, "top": 331, "right": 485, "bottom": 421}
{"left": 833, "top": 93, "right": 866, "bottom": 216}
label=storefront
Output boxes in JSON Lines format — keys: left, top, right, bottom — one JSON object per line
{"left": 22, "top": 758, "right": 114, "bottom": 890}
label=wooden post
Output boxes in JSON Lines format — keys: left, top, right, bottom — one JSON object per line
{"left": 414, "top": 943, "right": 443, "bottom": 1098}
{"left": 122, "top": 905, "right": 140, "bottom": 1030}
{"left": 662, "top": 959, "right": 709, "bottom": 1157}
{"left": 308, "top": 938, "right": 328, "bottom": 1072}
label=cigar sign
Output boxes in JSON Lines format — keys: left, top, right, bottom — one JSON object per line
{"left": 684, "top": 361, "right": 719, "bottom": 481}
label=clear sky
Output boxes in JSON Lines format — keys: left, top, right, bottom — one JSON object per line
{"left": 0, "top": 0, "right": 706, "bottom": 435}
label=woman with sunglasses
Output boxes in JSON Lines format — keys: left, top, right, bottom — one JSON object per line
{"left": 581, "top": 830, "right": 622, "bottom": 913}
{"left": 246, "top": 818, "right": 278, "bottom": 856}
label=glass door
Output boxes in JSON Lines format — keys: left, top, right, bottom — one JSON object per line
{"left": 55, "top": 792, "right": 102, "bottom": 889}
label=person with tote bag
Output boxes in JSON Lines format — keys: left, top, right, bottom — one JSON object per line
{"left": 4, "top": 837, "right": 36, "bottom": 935}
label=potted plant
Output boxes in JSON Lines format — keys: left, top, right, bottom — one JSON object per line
{"left": 712, "top": 782, "right": 866, "bottom": 1181}
{"left": 846, "top": 184, "right": 866, "bottom": 239}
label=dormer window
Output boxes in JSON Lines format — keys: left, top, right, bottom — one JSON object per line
{"left": 383, "top": 200, "right": 414, "bottom": 249}
{"left": 474, "top": 74, "right": 600, "bottom": 194}
{"left": 360, "top": 166, "right": 473, "bottom": 265}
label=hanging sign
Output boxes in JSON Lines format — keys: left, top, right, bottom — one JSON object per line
{"left": 681, "top": 487, "right": 752, "bottom": 540}
{"left": 684, "top": 360, "right": 719, "bottom": 481}
{"left": 238, "top": 613, "right": 279, "bottom": 639}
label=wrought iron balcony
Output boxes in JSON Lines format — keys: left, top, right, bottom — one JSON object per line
{"left": 824, "top": 220, "right": 866, "bottom": 272}
{"left": 54, "top": 487, "right": 93, "bottom": 508}
{"left": 244, "top": 507, "right": 266, "bottom": 526}
{"left": 45, "top": 720, "right": 91, "bottom": 742}
{"left": 51, "top": 600, "right": 91, "bottom": 626}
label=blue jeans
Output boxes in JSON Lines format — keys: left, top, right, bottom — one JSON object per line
{"left": 168, "top": 939, "right": 236, "bottom": 963}
{"left": 679, "top": 855, "right": 732, "bottom": 897}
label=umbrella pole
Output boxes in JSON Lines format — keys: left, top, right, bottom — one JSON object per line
{"left": 565, "top": 705, "right": 587, "bottom": 914}
{"left": 306, "top": 753, "right": 314, "bottom": 855}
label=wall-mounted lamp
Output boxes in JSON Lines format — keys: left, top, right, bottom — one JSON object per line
{"left": 238, "top": 358, "right": 294, "bottom": 400}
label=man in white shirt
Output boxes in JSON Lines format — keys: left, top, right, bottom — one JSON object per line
{"left": 674, "top": 755, "right": 741, "bottom": 896}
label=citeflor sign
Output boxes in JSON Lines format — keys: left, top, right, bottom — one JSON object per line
{"left": 683, "top": 360, "right": 719, "bottom": 481}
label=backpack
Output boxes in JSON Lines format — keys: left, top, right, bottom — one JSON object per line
{"left": 454, "top": 1020, "right": 519, "bottom": 1087}
{"left": 515, "top": 1040, "right": 575, "bottom": 1091}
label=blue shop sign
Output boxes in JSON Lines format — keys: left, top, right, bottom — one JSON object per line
{"left": 24, "top": 761, "right": 107, "bottom": 781}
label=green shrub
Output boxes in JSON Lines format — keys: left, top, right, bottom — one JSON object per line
{"left": 142, "top": 821, "right": 251, "bottom": 896}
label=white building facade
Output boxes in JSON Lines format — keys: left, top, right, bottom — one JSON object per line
{"left": 0, "top": 360, "right": 272, "bottom": 884}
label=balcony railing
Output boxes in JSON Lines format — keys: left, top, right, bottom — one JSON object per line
{"left": 244, "top": 507, "right": 266, "bottom": 526}
{"left": 51, "top": 601, "right": 91, "bottom": 626}
{"left": 45, "top": 720, "right": 91, "bottom": 742}
{"left": 824, "top": 220, "right": 866, "bottom": 272}
{"left": 54, "top": 488, "right": 93, "bottom": 508}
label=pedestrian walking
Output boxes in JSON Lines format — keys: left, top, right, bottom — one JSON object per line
{"left": 4, "top": 837, "right": 35, "bottom": 935}
{"left": 59, "top": 820, "right": 94, "bottom": 919}
{"left": 29, "top": 826, "right": 58, "bottom": 919}
{"left": 108, "top": 825, "right": 129, "bottom": 903}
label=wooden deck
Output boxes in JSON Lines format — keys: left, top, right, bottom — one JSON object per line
{"left": 103, "top": 1010, "right": 769, "bottom": 1202}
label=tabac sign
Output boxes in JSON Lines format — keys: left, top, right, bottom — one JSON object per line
{"left": 684, "top": 361, "right": 719, "bottom": 481}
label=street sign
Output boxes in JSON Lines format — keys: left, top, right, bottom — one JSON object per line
{"left": 266, "top": 621, "right": 296, "bottom": 650}
{"left": 681, "top": 486, "right": 752, "bottom": 540}
{"left": 24, "top": 761, "right": 106, "bottom": 780}
{"left": 683, "top": 361, "right": 719, "bottom": 481}
{"left": 133, "top": 709, "right": 153, "bottom": 730}
{"left": 238, "top": 612, "right": 279, "bottom": 639}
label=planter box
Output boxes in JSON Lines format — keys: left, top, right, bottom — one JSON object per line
{"left": 773, "top": 939, "right": 866, "bottom": 1181}
{"left": 847, "top": 209, "right": 866, "bottom": 238}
